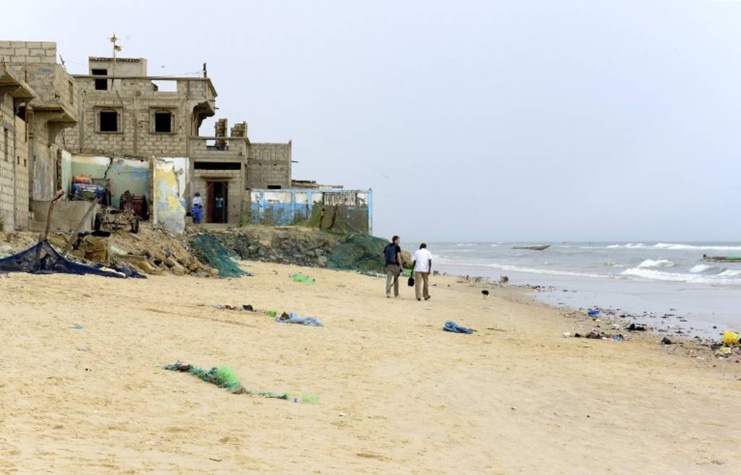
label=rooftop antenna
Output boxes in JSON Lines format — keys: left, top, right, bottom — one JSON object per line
{"left": 110, "top": 34, "right": 122, "bottom": 77}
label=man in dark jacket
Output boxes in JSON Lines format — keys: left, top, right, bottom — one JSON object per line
{"left": 383, "top": 235, "right": 402, "bottom": 298}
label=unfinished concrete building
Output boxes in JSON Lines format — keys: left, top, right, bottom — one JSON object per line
{"left": 0, "top": 41, "right": 78, "bottom": 232}
{"left": 65, "top": 56, "right": 293, "bottom": 225}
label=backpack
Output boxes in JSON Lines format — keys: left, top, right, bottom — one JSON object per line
{"left": 384, "top": 244, "right": 398, "bottom": 265}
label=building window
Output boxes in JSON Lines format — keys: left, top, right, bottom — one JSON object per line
{"left": 68, "top": 81, "right": 75, "bottom": 105}
{"left": 3, "top": 128, "right": 8, "bottom": 162}
{"left": 267, "top": 185, "right": 282, "bottom": 190}
{"left": 98, "top": 110, "right": 120, "bottom": 133}
{"left": 154, "top": 111, "right": 173, "bottom": 133}
{"left": 92, "top": 68, "right": 108, "bottom": 91}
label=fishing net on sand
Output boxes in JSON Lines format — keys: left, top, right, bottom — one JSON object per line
{"left": 190, "top": 234, "right": 251, "bottom": 278}
{"left": 163, "top": 362, "right": 289, "bottom": 399}
{"left": 326, "top": 233, "right": 388, "bottom": 273}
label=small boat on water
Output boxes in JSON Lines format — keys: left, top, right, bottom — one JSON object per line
{"left": 702, "top": 254, "right": 741, "bottom": 263}
{"left": 512, "top": 245, "right": 550, "bottom": 251}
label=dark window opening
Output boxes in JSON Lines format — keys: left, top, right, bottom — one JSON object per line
{"left": 194, "top": 161, "right": 241, "bottom": 170}
{"left": 92, "top": 68, "right": 108, "bottom": 91}
{"left": 267, "top": 185, "right": 282, "bottom": 190}
{"left": 154, "top": 111, "right": 172, "bottom": 133}
{"left": 99, "top": 111, "right": 118, "bottom": 132}
{"left": 16, "top": 105, "right": 26, "bottom": 120}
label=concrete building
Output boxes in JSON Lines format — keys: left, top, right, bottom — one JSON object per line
{"left": 0, "top": 41, "right": 78, "bottom": 231}
{"left": 1, "top": 40, "right": 368, "bottom": 234}
{"left": 65, "top": 56, "right": 293, "bottom": 225}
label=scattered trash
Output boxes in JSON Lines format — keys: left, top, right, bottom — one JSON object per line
{"left": 722, "top": 330, "right": 739, "bottom": 346}
{"left": 661, "top": 337, "right": 673, "bottom": 345}
{"left": 163, "top": 361, "right": 293, "bottom": 400}
{"left": 627, "top": 323, "right": 647, "bottom": 332}
{"left": 276, "top": 312, "right": 323, "bottom": 327}
{"left": 301, "top": 394, "right": 321, "bottom": 404}
{"left": 443, "top": 321, "right": 474, "bottom": 334}
{"left": 481, "top": 290, "right": 490, "bottom": 299}
{"left": 69, "top": 324, "right": 84, "bottom": 330}
{"left": 291, "top": 273, "right": 315, "bottom": 285}
{"left": 214, "top": 304, "right": 255, "bottom": 312}
{"left": 563, "top": 332, "right": 572, "bottom": 338}
{"left": 587, "top": 310, "right": 600, "bottom": 317}
{"left": 266, "top": 310, "right": 278, "bottom": 317}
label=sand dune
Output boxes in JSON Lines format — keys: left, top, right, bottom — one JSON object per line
{"left": 1, "top": 262, "right": 739, "bottom": 473}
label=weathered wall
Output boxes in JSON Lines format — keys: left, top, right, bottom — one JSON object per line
{"left": 65, "top": 73, "right": 215, "bottom": 159}
{"left": 0, "top": 41, "right": 77, "bottom": 206}
{"left": 153, "top": 158, "right": 187, "bottom": 234}
{"left": 246, "top": 142, "right": 292, "bottom": 189}
{"left": 70, "top": 155, "right": 149, "bottom": 208}
{"left": 249, "top": 189, "right": 373, "bottom": 234}
{"left": 0, "top": 95, "right": 28, "bottom": 230}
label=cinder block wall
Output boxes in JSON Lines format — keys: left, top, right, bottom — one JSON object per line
{"left": 0, "top": 95, "right": 30, "bottom": 231}
{"left": 247, "top": 142, "right": 292, "bottom": 189}
{"left": 67, "top": 77, "right": 212, "bottom": 159}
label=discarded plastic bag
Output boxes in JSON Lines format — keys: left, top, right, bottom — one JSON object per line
{"left": 723, "top": 330, "right": 739, "bottom": 346}
{"left": 292, "top": 274, "right": 315, "bottom": 285}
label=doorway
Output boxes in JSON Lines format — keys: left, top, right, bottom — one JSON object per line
{"left": 206, "top": 181, "right": 228, "bottom": 223}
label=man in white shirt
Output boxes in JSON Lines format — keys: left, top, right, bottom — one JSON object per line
{"left": 412, "top": 243, "right": 433, "bottom": 301}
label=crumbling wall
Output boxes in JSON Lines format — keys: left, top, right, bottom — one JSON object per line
{"left": 67, "top": 75, "right": 214, "bottom": 159}
{"left": 246, "top": 142, "right": 292, "bottom": 189}
{"left": 153, "top": 158, "right": 186, "bottom": 234}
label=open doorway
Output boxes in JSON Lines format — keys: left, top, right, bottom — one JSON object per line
{"left": 206, "top": 181, "right": 228, "bottom": 223}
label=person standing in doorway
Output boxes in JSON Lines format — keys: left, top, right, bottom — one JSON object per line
{"left": 383, "top": 235, "right": 403, "bottom": 298}
{"left": 412, "top": 243, "right": 433, "bottom": 301}
{"left": 215, "top": 194, "right": 224, "bottom": 223}
{"left": 191, "top": 192, "right": 203, "bottom": 224}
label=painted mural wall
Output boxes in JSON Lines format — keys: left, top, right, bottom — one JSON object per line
{"left": 249, "top": 189, "right": 373, "bottom": 234}
{"left": 69, "top": 155, "right": 149, "bottom": 208}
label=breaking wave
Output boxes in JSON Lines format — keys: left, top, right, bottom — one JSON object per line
{"left": 622, "top": 267, "right": 741, "bottom": 285}
{"left": 653, "top": 243, "right": 741, "bottom": 251}
{"left": 637, "top": 259, "right": 676, "bottom": 269}
{"left": 690, "top": 264, "right": 714, "bottom": 273}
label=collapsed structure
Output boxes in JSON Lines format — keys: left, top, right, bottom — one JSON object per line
{"left": 0, "top": 40, "right": 372, "bottom": 235}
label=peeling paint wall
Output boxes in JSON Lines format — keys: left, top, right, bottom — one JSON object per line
{"left": 153, "top": 158, "right": 187, "bottom": 234}
{"left": 249, "top": 189, "right": 373, "bottom": 234}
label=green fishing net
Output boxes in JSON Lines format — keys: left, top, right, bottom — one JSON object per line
{"left": 191, "top": 233, "right": 250, "bottom": 278}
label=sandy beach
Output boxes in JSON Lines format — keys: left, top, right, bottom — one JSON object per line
{"left": 1, "top": 261, "right": 739, "bottom": 474}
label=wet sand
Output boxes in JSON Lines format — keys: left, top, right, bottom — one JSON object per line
{"left": 1, "top": 262, "right": 739, "bottom": 473}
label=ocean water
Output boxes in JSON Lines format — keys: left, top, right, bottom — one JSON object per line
{"left": 431, "top": 242, "right": 741, "bottom": 332}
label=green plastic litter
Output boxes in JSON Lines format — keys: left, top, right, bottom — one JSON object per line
{"left": 266, "top": 310, "right": 277, "bottom": 317}
{"left": 69, "top": 324, "right": 84, "bottom": 330}
{"left": 301, "top": 394, "right": 321, "bottom": 404}
{"left": 292, "top": 273, "right": 315, "bottom": 284}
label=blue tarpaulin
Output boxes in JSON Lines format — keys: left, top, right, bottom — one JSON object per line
{"left": 0, "top": 240, "right": 144, "bottom": 278}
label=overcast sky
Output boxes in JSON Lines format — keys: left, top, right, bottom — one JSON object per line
{"left": 4, "top": 0, "right": 740, "bottom": 242}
